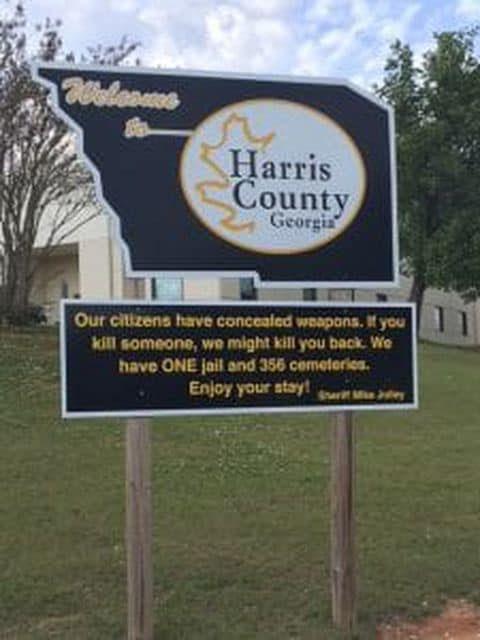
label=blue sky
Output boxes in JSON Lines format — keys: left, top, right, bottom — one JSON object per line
{"left": 25, "top": 0, "right": 480, "bottom": 88}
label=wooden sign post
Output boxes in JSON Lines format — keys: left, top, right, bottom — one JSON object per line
{"left": 126, "top": 417, "right": 153, "bottom": 640}
{"left": 329, "top": 289, "right": 356, "bottom": 635}
{"left": 331, "top": 411, "right": 356, "bottom": 634}
{"left": 125, "top": 282, "right": 154, "bottom": 640}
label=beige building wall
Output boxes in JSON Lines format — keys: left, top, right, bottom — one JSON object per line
{"left": 220, "top": 278, "right": 241, "bottom": 300}
{"left": 224, "top": 275, "right": 480, "bottom": 347}
{"left": 184, "top": 278, "right": 222, "bottom": 300}
{"left": 353, "top": 276, "right": 479, "bottom": 346}
{"left": 420, "top": 290, "right": 478, "bottom": 347}
{"left": 221, "top": 280, "right": 307, "bottom": 302}
{"left": 79, "top": 235, "right": 123, "bottom": 299}
{"left": 123, "top": 278, "right": 146, "bottom": 299}
{"left": 30, "top": 223, "right": 480, "bottom": 346}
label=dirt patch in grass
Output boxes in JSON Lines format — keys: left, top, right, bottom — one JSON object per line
{"left": 377, "top": 601, "right": 480, "bottom": 639}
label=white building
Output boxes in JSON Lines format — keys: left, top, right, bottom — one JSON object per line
{"left": 30, "top": 215, "right": 480, "bottom": 346}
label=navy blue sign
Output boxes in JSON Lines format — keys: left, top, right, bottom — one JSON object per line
{"left": 34, "top": 65, "right": 398, "bottom": 287}
{"left": 60, "top": 301, "right": 417, "bottom": 417}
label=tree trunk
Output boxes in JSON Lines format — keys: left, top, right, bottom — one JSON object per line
{"left": 2, "top": 250, "right": 32, "bottom": 324}
{"left": 408, "top": 274, "right": 426, "bottom": 332}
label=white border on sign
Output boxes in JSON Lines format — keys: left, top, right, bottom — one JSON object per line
{"left": 59, "top": 299, "right": 418, "bottom": 419}
{"left": 33, "top": 62, "right": 399, "bottom": 289}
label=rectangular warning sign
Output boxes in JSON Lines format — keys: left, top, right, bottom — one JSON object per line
{"left": 60, "top": 301, "right": 417, "bottom": 418}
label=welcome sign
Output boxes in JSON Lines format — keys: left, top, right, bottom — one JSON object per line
{"left": 33, "top": 65, "right": 397, "bottom": 287}
{"left": 180, "top": 100, "right": 367, "bottom": 254}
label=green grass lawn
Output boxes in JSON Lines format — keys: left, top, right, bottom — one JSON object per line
{"left": 1, "top": 328, "right": 479, "bottom": 639}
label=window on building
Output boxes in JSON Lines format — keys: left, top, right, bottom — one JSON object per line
{"left": 434, "top": 306, "right": 444, "bottom": 332}
{"left": 240, "top": 278, "right": 257, "bottom": 300}
{"left": 152, "top": 278, "right": 183, "bottom": 301}
{"left": 376, "top": 293, "right": 388, "bottom": 302}
{"left": 61, "top": 280, "right": 69, "bottom": 298}
{"left": 303, "top": 288, "right": 317, "bottom": 301}
{"left": 459, "top": 311, "right": 468, "bottom": 337}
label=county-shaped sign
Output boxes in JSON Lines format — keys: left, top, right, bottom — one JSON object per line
{"left": 33, "top": 64, "right": 398, "bottom": 288}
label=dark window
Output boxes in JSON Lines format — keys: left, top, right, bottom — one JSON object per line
{"left": 376, "top": 293, "right": 388, "bottom": 302}
{"left": 303, "top": 288, "right": 317, "bottom": 301}
{"left": 434, "top": 306, "right": 444, "bottom": 333}
{"left": 460, "top": 311, "right": 468, "bottom": 336}
{"left": 240, "top": 278, "right": 257, "bottom": 300}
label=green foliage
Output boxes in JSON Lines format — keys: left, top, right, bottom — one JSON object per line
{"left": 377, "top": 28, "right": 480, "bottom": 307}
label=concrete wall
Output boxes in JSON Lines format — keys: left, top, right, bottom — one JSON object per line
{"left": 79, "top": 236, "right": 124, "bottom": 299}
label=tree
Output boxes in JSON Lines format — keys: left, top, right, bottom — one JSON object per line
{"left": 376, "top": 28, "right": 480, "bottom": 322}
{"left": 0, "top": 1, "right": 139, "bottom": 324}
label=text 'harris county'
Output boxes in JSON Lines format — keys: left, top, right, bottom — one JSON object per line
{"left": 228, "top": 149, "right": 353, "bottom": 232}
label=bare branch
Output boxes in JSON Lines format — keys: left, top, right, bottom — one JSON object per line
{"left": 0, "top": 0, "right": 141, "bottom": 323}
